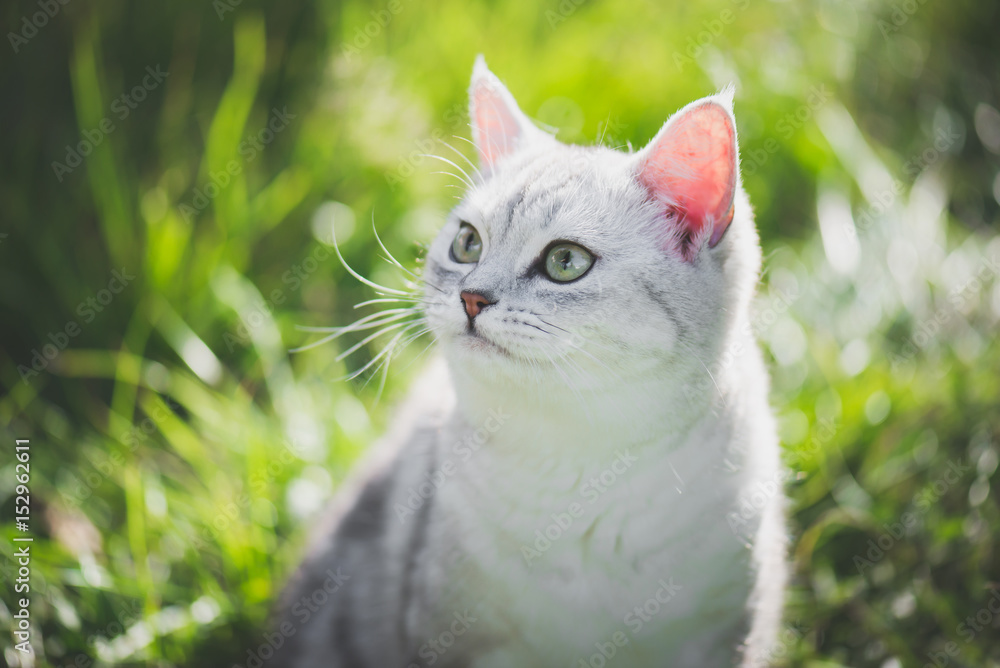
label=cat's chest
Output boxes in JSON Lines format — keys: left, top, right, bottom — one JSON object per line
{"left": 429, "top": 422, "right": 755, "bottom": 665}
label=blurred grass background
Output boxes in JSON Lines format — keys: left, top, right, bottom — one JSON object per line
{"left": 1, "top": 0, "right": 999, "bottom": 665}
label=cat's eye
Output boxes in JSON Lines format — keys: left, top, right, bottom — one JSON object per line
{"left": 544, "top": 243, "right": 594, "bottom": 282}
{"left": 451, "top": 223, "right": 482, "bottom": 263}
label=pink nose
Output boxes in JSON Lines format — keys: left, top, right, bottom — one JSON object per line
{"left": 461, "top": 291, "right": 495, "bottom": 319}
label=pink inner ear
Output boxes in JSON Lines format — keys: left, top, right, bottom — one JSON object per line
{"left": 637, "top": 101, "right": 737, "bottom": 258}
{"left": 473, "top": 83, "right": 521, "bottom": 167}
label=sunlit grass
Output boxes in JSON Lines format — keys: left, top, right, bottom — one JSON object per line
{"left": 1, "top": 0, "right": 999, "bottom": 666}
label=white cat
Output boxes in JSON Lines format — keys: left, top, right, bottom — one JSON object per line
{"left": 269, "top": 56, "right": 786, "bottom": 668}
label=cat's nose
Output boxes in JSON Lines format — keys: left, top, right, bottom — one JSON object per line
{"left": 460, "top": 291, "right": 496, "bottom": 320}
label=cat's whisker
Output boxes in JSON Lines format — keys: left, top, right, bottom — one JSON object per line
{"left": 534, "top": 317, "right": 570, "bottom": 334}
{"left": 349, "top": 319, "right": 431, "bottom": 399}
{"left": 359, "top": 324, "right": 426, "bottom": 402}
{"left": 341, "top": 327, "right": 412, "bottom": 382}
{"left": 547, "top": 328, "right": 621, "bottom": 365}
{"left": 420, "top": 154, "right": 476, "bottom": 189}
{"left": 679, "top": 339, "right": 727, "bottom": 407}
{"left": 528, "top": 318, "right": 624, "bottom": 379}
{"left": 538, "top": 342, "right": 591, "bottom": 421}
{"left": 353, "top": 296, "right": 425, "bottom": 309}
{"left": 330, "top": 221, "right": 411, "bottom": 297}
{"left": 305, "top": 307, "right": 419, "bottom": 328}
{"left": 336, "top": 320, "right": 420, "bottom": 362}
{"left": 561, "top": 340, "right": 623, "bottom": 382}
{"left": 289, "top": 311, "right": 419, "bottom": 353}
{"left": 598, "top": 113, "right": 611, "bottom": 146}
{"left": 400, "top": 332, "right": 439, "bottom": 373}
{"left": 341, "top": 318, "right": 426, "bottom": 379}
{"left": 430, "top": 170, "right": 474, "bottom": 189}
{"left": 440, "top": 138, "right": 483, "bottom": 184}
{"left": 369, "top": 213, "right": 422, "bottom": 283}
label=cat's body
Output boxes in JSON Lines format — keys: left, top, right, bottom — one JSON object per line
{"left": 269, "top": 58, "right": 786, "bottom": 668}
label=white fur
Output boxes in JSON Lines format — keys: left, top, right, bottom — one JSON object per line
{"left": 404, "top": 60, "right": 786, "bottom": 666}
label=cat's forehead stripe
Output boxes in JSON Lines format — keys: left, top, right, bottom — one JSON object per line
{"left": 499, "top": 168, "right": 581, "bottom": 233}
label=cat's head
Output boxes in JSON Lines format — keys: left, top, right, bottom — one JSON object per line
{"left": 422, "top": 57, "right": 761, "bottom": 390}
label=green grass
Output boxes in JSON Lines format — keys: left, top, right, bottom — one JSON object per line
{"left": 1, "top": 0, "right": 999, "bottom": 665}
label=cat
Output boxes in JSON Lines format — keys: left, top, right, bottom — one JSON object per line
{"left": 266, "top": 56, "right": 787, "bottom": 668}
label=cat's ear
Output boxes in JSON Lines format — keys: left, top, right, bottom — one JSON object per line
{"left": 633, "top": 89, "right": 739, "bottom": 260}
{"left": 469, "top": 55, "right": 549, "bottom": 170}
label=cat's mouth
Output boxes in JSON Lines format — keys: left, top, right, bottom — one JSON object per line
{"left": 461, "top": 328, "right": 513, "bottom": 357}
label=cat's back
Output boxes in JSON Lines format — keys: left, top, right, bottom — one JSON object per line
{"left": 266, "top": 357, "right": 455, "bottom": 668}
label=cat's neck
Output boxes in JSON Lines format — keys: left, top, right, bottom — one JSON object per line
{"left": 445, "top": 355, "right": 728, "bottom": 463}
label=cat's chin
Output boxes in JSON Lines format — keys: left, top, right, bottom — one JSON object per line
{"left": 456, "top": 329, "right": 516, "bottom": 358}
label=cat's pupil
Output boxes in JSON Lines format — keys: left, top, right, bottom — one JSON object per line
{"left": 557, "top": 250, "right": 571, "bottom": 268}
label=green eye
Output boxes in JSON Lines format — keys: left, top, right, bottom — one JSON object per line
{"left": 451, "top": 223, "right": 482, "bottom": 263}
{"left": 544, "top": 243, "right": 594, "bottom": 282}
